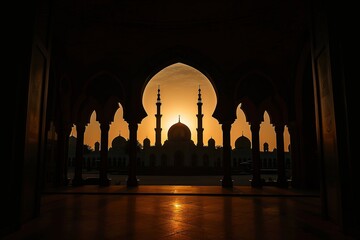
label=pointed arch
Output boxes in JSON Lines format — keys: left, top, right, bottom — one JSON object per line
{"left": 85, "top": 71, "right": 126, "bottom": 106}
{"left": 72, "top": 71, "right": 126, "bottom": 125}
{"left": 259, "top": 95, "right": 288, "bottom": 126}
{"left": 138, "top": 46, "right": 222, "bottom": 94}
{"left": 235, "top": 71, "right": 276, "bottom": 106}
{"left": 139, "top": 59, "right": 221, "bottom": 146}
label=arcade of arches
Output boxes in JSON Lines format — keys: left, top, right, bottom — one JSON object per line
{"left": 67, "top": 86, "right": 291, "bottom": 179}
{"left": 6, "top": 0, "right": 358, "bottom": 239}
{"left": 64, "top": 61, "right": 292, "bottom": 188}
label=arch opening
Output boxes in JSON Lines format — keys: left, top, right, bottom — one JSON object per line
{"left": 139, "top": 62, "right": 221, "bottom": 147}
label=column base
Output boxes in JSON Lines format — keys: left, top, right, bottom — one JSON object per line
{"left": 99, "top": 178, "right": 111, "bottom": 186}
{"left": 72, "top": 178, "right": 84, "bottom": 186}
{"left": 221, "top": 176, "right": 233, "bottom": 188}
{"left": 276, "top": 179, "right": 288, "bottom": 188}
{"left": 250, "top": 178, "right": 263, "bottom": 188}
{"left": 64, "top": 178, "right": 71, "bottom": 186}
{"left": 127, "top": 176, "right": 139, "bottom": 187}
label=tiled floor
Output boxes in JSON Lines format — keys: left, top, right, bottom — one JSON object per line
{"left": 3, "top": 186, "right": 355, "bottom": 240}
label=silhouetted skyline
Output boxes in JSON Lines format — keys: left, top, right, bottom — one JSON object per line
{"left": 8, "top": 0, "right": 357, "bottom": 239}
{"left": 71, "top": 63, "right": 290, "bottom": 151}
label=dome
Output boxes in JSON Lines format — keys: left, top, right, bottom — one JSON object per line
{"left": 111, "top": 134, "right": 127, "bottom": 149}
{"left": 208, "top": 137, "right": 215, "bottom": 148}
{"left": 94, "top": 141, "right": 100, "bottom": 152}
{"left": 235, "top": 135, "right": 251, "bottom": 150}
{"left": 143, "top": 137, "right": 150, "bottom": 148}
{"left": 263, "top": 142, "right": 269, "bottom": 152}
{"left": 168, "top": 121, "right": 191, "bottom": 141}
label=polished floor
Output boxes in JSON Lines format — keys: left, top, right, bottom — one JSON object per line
{"left": 4, "top": 186, "right": 355, "bottom": 240}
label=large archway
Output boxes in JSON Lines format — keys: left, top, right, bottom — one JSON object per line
{"left": 137, "top": 62, "right": 224, "bottom": 185}
{"left": 140, "top": 62, "right": 220, "bottom": 146}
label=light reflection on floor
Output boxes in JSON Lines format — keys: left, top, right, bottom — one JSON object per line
{"left": 3, "top": 186, "right": 354, "bottom": 240}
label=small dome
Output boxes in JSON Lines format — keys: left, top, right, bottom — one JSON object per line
{"left": 168, "top": 121, "right": 191, "bottom": 141}
{"left": 208, "top": 137, "right": 215, "bottom": 147}
{"left": 235, "top": 135, "right": 251, "bottom": 149}
{"left": 143, "top": 137, "right": 150, "bottom": 148}
{"left": 112, "top": 134, "right": 127, "bottom": 149}
{"left": 94, "top": 142, "right": 100, "bottom": 152}
{"left": 263, "top": 142, "right": 269, "bottom": 152}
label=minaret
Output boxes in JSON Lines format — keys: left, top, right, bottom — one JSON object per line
{"left": 155, "top": 86, "right": 162, "bottom": 147}
{"left": 196, "top": 86, "right": 204, "bottom": 147}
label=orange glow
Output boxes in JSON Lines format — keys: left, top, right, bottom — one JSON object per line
{"left": 139, "top": 63, "right": 221, "bottom": 147}
{"left": 71, "top": 63, "right": 290, "bottom": 151}
{"left": 173, "top": 202, "right": 182, "bottom": 209}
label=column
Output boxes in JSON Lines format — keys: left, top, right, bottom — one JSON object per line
{"left": 55, "top": 123, "right": 66, "bottom": 187}
{"left": 99, "top": 123, "right": 110, "bottom": 186}
{"left": 288, "top": 122, "right": 299, "bottom": 188}
{"left": 251, "top": 122, "right": 262, "bottom": 188}
{"left": 221, "top": 121, "right": 233, "bottom": 188}
{"left": 72, "top": 124, "right": 85, "bottom": 186}
{"left": 62, "top": 123, "right": 72, "bottom": 186}
{"left": 127, "top": 121, "right": 139, "bottom": 187}
{"left": 54, "top": 123, "right": 71, "bottom": 187}
{"left": 275, "top": 124, "right": 287, "bottom": 187}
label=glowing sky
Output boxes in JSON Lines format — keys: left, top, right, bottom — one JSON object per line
{"left": 71, "top": 63, "right": 290, "bottom": 151}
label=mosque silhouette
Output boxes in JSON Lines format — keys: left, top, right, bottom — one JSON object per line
{"left": 68, "top": 87, "right": 290, "bottom": 178}
{"left": 6, "top": 0, "right": 358, "bottom": 239}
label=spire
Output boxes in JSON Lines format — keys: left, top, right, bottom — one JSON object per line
{"left": 197, "top": 85, "right": 204, "bottom": 147}
{"left": 178, "top": 115, "right": 181, "bottom": 122}
{"left": 157, "top": 85, "right": 161, "bottom": 103}
{"left": 155, "top": 85, "right": 162, "bottom": 147}
{"left": 198, "top": 85, "right": 202, "bottom": 103}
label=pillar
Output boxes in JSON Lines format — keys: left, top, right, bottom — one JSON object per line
{"left": 62, "top": 123, "right": 72, "bottom": 186}
{"left": 127, "top": 121, "right": 139, "bottom": 187}
{"left": 72, "top": 124, "right": 85, "bottom": 186}
{"left": 275, "top": 124, "right": 287, "bottom": 187}
{"left": 251, "top": 122, "right": 262, "bottom": 188}
{"left": 55, "top": 123, "right": 66, "bottom": 187}
{"left": 221, "top": 121, "right": 233, "bottom": 188}
{"left": 288, "top": 122, "right": 300, "bottom": 188}
{"left": 99, "top": 123, "right": 110, "bottom": 186}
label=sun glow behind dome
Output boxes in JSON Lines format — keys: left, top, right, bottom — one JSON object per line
{"left": 168, "top": 120, "right": 191, "bottom": 141}
{"left": 164, "top": 114, "right": 193, "bottom": 136}
{"left": 77, "top": 63, "right": 290, "bottom": 150}
{"left": 140, "top": 62, "right": 219, "bottom": 145}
